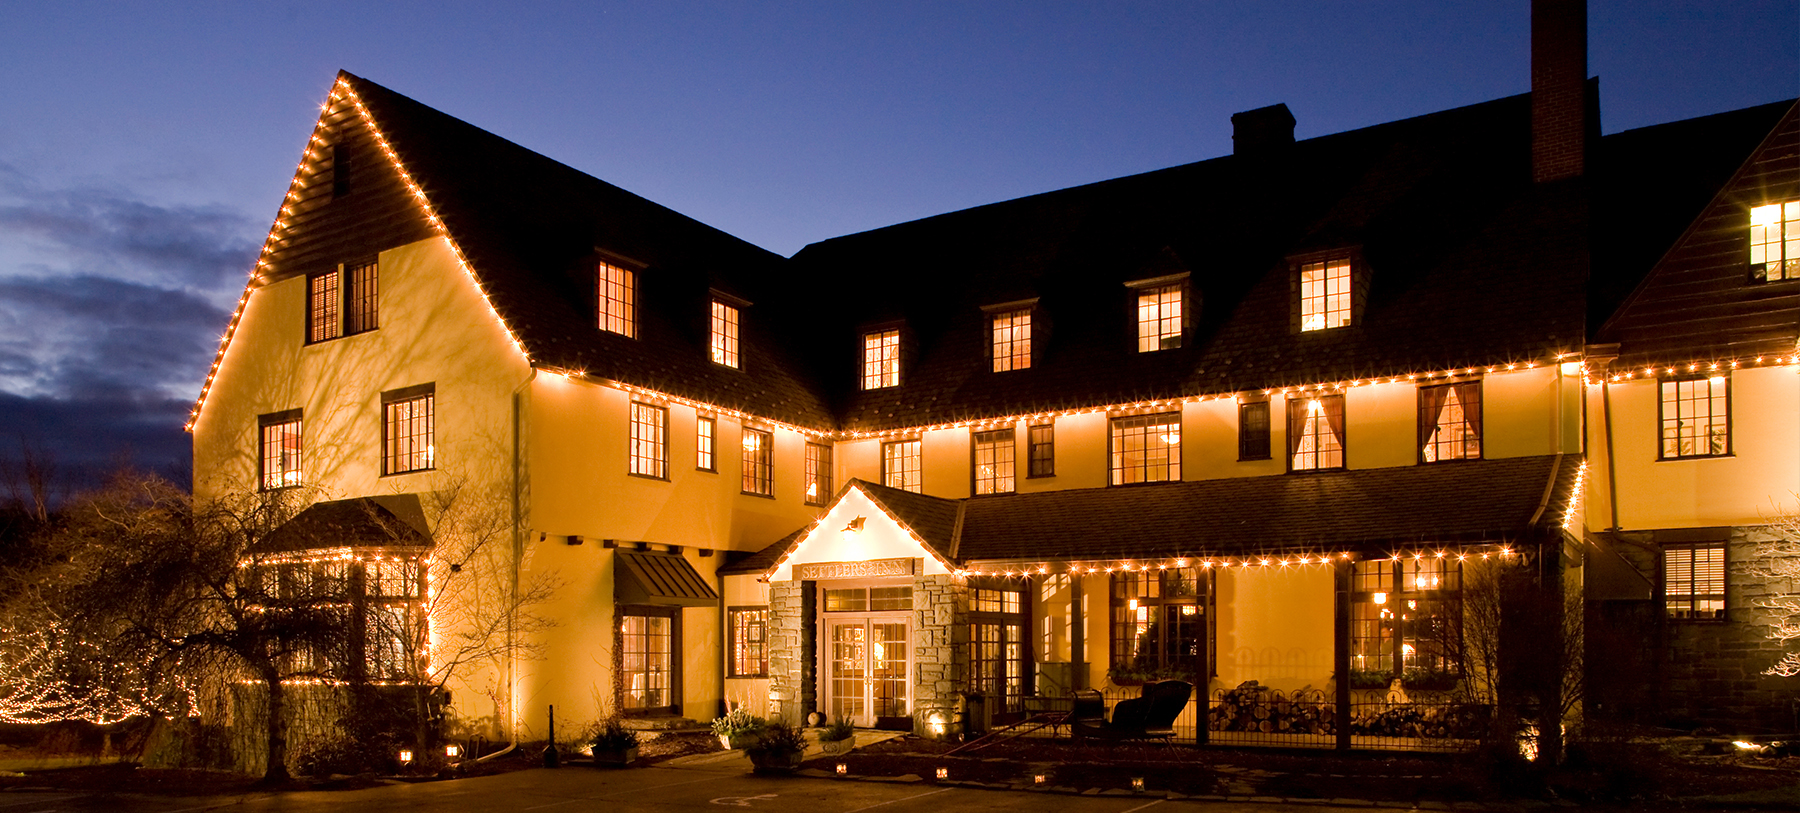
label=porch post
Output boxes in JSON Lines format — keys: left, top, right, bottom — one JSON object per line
{"left": 1070, "top": 571, "right": 1086, "bottom": 690}
{"left": 1334, "top": 557, "right": 1352, "bottom": 751}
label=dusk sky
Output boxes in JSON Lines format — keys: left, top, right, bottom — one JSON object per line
{"left": 0, "top": 1, "right": 1795, "bottom": 491}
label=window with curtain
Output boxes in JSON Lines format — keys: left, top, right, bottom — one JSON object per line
{"left": 1288, "top": 395, "right": 1345, "bottom": 471}
{"left": 1419, "top": 382, "right": 1481, "bottom": 462}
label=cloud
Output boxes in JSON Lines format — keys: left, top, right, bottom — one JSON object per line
{"left": 0, "top": 390, "right": 191, "bottom": 495}
{"left": 0, "top": 274, "right": 227, "bottom": 402}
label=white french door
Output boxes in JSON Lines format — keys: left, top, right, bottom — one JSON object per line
{"left": 826, "top": 617, "right": 909, "bottom": 727}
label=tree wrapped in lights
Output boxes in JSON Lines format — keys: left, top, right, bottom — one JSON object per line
{"left": 1747, "top": 503, "right": 1800, "bottom": 678}
{"left": 0, "top": 622, "right": 181, "bottom": 725}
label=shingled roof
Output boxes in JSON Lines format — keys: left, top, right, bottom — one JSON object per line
{"left": 258, "top": 494, "right": 432, "bottom": 554}
{"left": 732, "top": 455, "right": 1581, "bottom": 574}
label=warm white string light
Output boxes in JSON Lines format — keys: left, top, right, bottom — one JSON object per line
{"left": 950, "top": 545, "right": 1519, "bottom": 579}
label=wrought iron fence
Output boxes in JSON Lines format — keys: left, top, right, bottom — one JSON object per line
{"left": 1076, "top": 682, "right": 1487, "bottom": 753}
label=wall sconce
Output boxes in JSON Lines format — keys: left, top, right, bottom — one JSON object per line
{"left": 936, "top": 767, "right": 949, "bottom": 780}
{"left": 927, "top": 710, "right": 947, "bottom": 737}
{"left": 836, "top": 762, "right": 849, "bottom": 775}
{"left": 1131, "top": 777, "right": 1146, "bottom": 793}
{"left": 398, "top": 749, "right": 414, "bottom": 764}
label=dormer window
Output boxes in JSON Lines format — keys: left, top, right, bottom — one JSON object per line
{"left": 1130, "top": 277, "right": 1185, "bottom": 352}
{"left": 710, "top": 300, "right": 740, "bottom": 367}
{"left": 984, "top": 300, "right": 1034, "bottom": 372}
{"left": 597, "top": 261, "right": 636, "bottom": 337}
{"left": 1750, "top": 201, "right": 1800, "bottom": 282}
{"left": 862, "top": 328, "right": 900, "bottom": 389}
{"left": 1300, "top": 257, "right": 1352, "bottom": 331}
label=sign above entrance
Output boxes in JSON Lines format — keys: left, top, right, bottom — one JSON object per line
{"left": 794, "top": 557, "right": 916, "bottom": 581}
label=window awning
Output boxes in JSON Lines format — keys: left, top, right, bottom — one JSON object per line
{"left": 615, "top": 551, "right": 719, "bottom": 607}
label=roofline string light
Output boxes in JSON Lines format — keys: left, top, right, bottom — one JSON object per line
{"left": 1595, "top": 355, "right": 1798, "bottom": 385}
{"left": 538, "top": 367, "right": 834, "bottom": 440}
{"left": 759, "top": 483, "right": 959, "bottom": 581}
{"left": 950, "top": 546, "right": 1518, "bottom": 579}
{"left": 187, "top": 75, "right": 533, "bottom": 432}
{"left": 1562, "top": 461, "right": 1588, "bottom": 532}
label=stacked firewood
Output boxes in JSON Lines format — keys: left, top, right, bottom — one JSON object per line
{"left": 1207, "top": 680, "right": 1336, "bottom": 735}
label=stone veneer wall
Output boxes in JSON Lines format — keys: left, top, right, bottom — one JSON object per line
{"left": 1602, "top": 527, "right": 1800, "bottom": 733}
{"left": 911, "top": 574, "right": 967, "bottom": 737}
{"left": 766, "top": 580, "right": 808, "bottom": 724}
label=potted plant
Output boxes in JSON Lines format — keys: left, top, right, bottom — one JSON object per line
{"left": 818, "top": 718, "right": 855, "bottom": 756}
{"left": 745, "top": 723, "right": 808, "bottom": 774}
{"left": 590, "top": 717, "right": 639, "bottom": 767}
{"left": 711, "top": 707, "right": 765, "bottom": 750}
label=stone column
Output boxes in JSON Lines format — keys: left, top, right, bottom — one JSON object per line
{"left": 911, "top": 574, "right": 967, "bottom": 736}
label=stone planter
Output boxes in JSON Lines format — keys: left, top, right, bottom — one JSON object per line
{"left": 591, "top": 746, "right": 637, "bottom": 767}
{"left": 748, "top": 748, "right": 806, "bottom": 774}
{"left": 720, "top": 732, "right": 760, "bottom": 750}
{"left": 819, "top": 737, "right": 854, "bottom": 756}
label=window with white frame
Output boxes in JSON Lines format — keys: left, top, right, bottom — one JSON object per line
{"left": 259, "top": 410, "right": 303, "bottom": 490}
{"left": 972, "top": 428, "right": 1016, "bottom": 495}
{"left": 629, "top": 402, "right": 668, "bottom": 478}
{"left": 1135, "top": 284, "right": 1183, "bottom": 352}
{"left": 804, "top": 442, "right": 831, "bottom": 505}
{"left": 1665, "top": 544, "right": 1726, "bottom": 620}
{"left": 1288, "top": 395, "right": 1345, "bottom": 471}
{"left": 1299, "top": 258, "right": 1352, "bottom": 331}
{"left": 710, "top": 300, "right": 740, "bottom": 367}
{"left": 1109, "top": 413, "right": 1181, "bottom": 484}
{"left": 1660, "top": 375, "right": 1730, "bottom": 459}
{"left": 597, "top": 261, "right": 636, "bottom": 337}
{"left": 882, "top": 439, "right": 922, "bottom": 493}
{"left": 1419, "top": 381, "right": 1481, "bottom": 462}
{"left": 382, "top": 384, "right": 435, "bottom": 475}
{"left": 863, "top": 329, "right": 900, "bottom": 389}
{"left": 697, "top": 416, "right": 716, "bottom": 471}
{"left": 742, "top": 427, "right": 773, "bottom": 496}
{"left": 991, "top": 309, "right": 1031, "bottom": 371}
{"left": 1750, "top": 201, "right": 1800, "bottom": 282}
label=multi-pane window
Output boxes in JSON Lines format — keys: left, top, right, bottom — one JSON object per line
{"left": 1351, "top": 558, "right": 1462, "bottom": 679}
{"left": 972, "top": 429, "right": 1016, "bottom": 495}
{"left": 1238, "top": 401, "right": 1271, "bottom": 461}
{"left": 804, "top": 442, "right": 832, "bottom": 505}
{"left": 968, "top": 581, "right": 1027, "bottom": 714}
{"left": 629, "top": 402, "right": 668, "bottom": 478}
{"left": 862, "top": 329, "right": 900, "bottom": 389}
{"left": 366, "top": 559, "right": 421, "bottom": 598}
{"left": 1660, "top": 376, "right": 1730, "bottom": 458}
{"left": 1288, "top": 395, "right": 1345, "bottom": 471}
{"left": 1110, "top": 567, "right": 1207, "bottom": 678}
{"left": 365, "top": 605, "right": 414, "bottom": 680}
{"left": 881, "top": 439, "right": 922, "bottom": 493}
{"left": 696, "top": 416, "right": 716, "bottom": 471}
{"left": 1109, "top": 413, "right": 1181, "bottom": 485}
{"left": 1665, "top": 544, "right": 1726, "bottom": 620}
{"left": 991, "top": 309, "right": 1031, "bottom": 371}
{"left": 258, "top": 410, "right": 303, "bottom": 491}
{"left": 710, "top": 301, "right": 740, "bottom": 367}
{"left": 1299, "top": 258, "right": 1352, "bottom": 331}
{"left": 597, "top": 261, "right": 636, "bottom": 337}
{"left": 382, "top": 385, "right": 435, "bottom": 475}
{"left": 728, "top": 607, "right": 768, "bottom": 678}
{"left": 1420, "top": 382, "right": 1482, "bottom": 462}
{"left": 824, "top": 586, "right": 913, "bottom": 612}
{"left": 620, "top": 609, "right": 675, "bottom": 712}
{"left": 741, "top": 427, "right": 773, "bottom": 496}
{"left": 1750, "top": 201, "right": 1800, "bottom": 282}
{"left": 1027, "top": 424, "right": 1054, "bottom": 478}
{"left": 1135, "top": 284, "right": 1183, "bottom": 352}
{"left": 306, "top": 259, "right": 378, "bottom": 343}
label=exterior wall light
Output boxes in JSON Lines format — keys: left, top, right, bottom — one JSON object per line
{"left": 398, "top": 749, "right": 414, "bottom": 764}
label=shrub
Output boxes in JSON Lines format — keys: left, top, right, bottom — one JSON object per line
{"left": 819, "top": 718, "right": 854, "bottom": 743}
{"left": 711, "top": 707, "right": 764, "bottom": 738}
{"left": 745, "top": 722, "right": 805, "bottom": 756}
{"left": 591, "top": 718, "right": 638, "bottom": 751}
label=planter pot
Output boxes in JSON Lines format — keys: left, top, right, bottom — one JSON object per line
{"left": 720, "top": 732, "right": 760, "bottom": 750}
{"left": 591, "top": 746, "right": 637, "bottom": 767}
{"left": 820, "top": 737, "right": 854, "bottom": 756}
{"left": 748, "top": 749, "right": 806, "bottom": 774}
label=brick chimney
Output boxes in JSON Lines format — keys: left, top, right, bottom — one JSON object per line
{"left": 1532, "top": 0, "right": 1587, "bottom": 183}
{"left": 1231, "top": 103, "right": 1296, "bottom": 156}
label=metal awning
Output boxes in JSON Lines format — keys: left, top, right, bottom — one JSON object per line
{"left": 615, "top": 550, "right": 719, "bottom": 607}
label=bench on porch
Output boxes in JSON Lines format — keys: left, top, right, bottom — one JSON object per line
{"left": 1070, "top": 680, "right": 1193, "bottom": 741}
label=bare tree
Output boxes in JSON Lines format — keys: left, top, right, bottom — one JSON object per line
{"left": 1452, "top": 555, "right": 1582, "bottom": 765}
{"left": 1746, "top": 501, "right": 1800, "bottom": 677}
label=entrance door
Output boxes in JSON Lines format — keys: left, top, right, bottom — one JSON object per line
{"left": 827, "top": 618, "right": 909, "bottom": 727}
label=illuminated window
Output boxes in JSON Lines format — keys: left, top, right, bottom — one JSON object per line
{"left": 1299, "top": 258, "right": 1352, "bottom": 331}
{"left": 1238, "top": 401, "right": 1270, "bottom": 461}
{"left": 365, "top": 605, "right": 414, "bottom": 680}
{"left": 381, "top": 384, "right": 434, "bottom": 475}
{"left": 306, "top": 259, "right": 378, "bottom": 343}
{"left": 991, "top": 309, "right": 1031, "bottom": 371}
{"left": 972, "top": 429, "right": 1016, "bottom": 495}
{"left": 629, "top": 402, "right": 668, "bottom": 479}
{"left": 1027, "top": 424, "right": 1055, "bottom": 478}
{"left": 742, "top": 427, "right": 772, "bottom": 496}
{"left": 1351, "top": 558, "right": 1461, "bottom": 681}
{"left": 862, "top": 329, "right": 900, "bottom": 389}
{"left": 620, "top": 608, "right": 676, "bottom": 712}
{"left": 882, "top": 439, "right": 921, "bottom": 493}
{"left": 1109, "top": 413, "right": 1180, "bottom": 485}
{"left": 804, "top": 442, "right": 831, "bottom": 505}
{"left": 1665, "top": 544, "right": 1726, "bottom": 620}
{"left": 258, "top": 410, "right": 303, "bottom": 491}
{"left": 968, "top": 580, "right": 1027, "bottom": 713}
{"left": 1750, "top": 201, "right": 1800, "bottom": 282}
{"left": 1419, "top": 382, "right": 1482, "bottom": 462}
{"left": 366, "top": 559, "right": 421, "bottom": 598}
{"left": 1660, "top": 375, "right": 1730, "bottom": 458}
{"left": 696, "top": 416, "right": 716, "bottom": 472}
{"left": 1135, "top": 284, "right": 1183, "bottom": 352}
{"left": 710, "top": 300, "right": 740, "bottom": 367}
{"left": 1288, "top": 395, "right": 1345, "bottom": 471}
{"left": 728, "top": 607, "right": 767, "bottom": 678}
{"left": 825, "top": 586, "right": 913, "bottom": 612}
{"left": 597, "top": 261, "right": 636, "bottom": 337}
{"left": 1110, "top": 567, "right": 1208, "bottom": 679}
